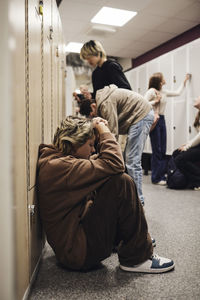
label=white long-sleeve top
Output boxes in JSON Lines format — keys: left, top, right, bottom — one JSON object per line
{"left": 185, "top": 127, "right": 200, "bottom": 150}
{"left": 144, "top": 83, "right": 185, "bottom": 115}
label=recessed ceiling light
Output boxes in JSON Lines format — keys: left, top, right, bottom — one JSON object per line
{"left": 65, "top": 42, "right": 83, "bottom": 53}
{"left": 91, "top": 7, "right": 137, "bottom": 27}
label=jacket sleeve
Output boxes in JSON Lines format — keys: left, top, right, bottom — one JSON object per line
{"left": 163, "top": 83, "right": 185, "bottom": 97}
{"left": 64, "top": 132, "right": 125, "bottom": 190}
{"left": 185, "top": 132, "right": 200, "bottom": 150}
{"left": 99, "top": 101, "right": 119, "bottom": 140}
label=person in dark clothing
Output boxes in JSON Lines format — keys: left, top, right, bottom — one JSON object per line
{"left": 80, "top": 40, "right": 131, "bottom": 99}
{"left": 174, "top": 96, "right": 200, "bottom": 190}
{"left": 37, "top": 115, "right": 175, "bottom": 273}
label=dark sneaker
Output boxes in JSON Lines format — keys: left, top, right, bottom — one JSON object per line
{"left": 152, "top": 238, "right": 156, "bottom": 247}
{"left": 119, "top": 254, "right": 175, "bottom": 273}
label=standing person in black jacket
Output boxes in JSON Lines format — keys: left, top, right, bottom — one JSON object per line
{"left": 80, "top": 40, "right": 131, "bottom": 99}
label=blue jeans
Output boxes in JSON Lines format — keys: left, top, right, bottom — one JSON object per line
{"left": 150, "top": 115, "right": 167, "bottom": 183}
{"left": 124, "top": 110, "right": 154, "bottom": 205}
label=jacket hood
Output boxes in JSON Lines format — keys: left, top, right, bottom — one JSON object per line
{"left": 37, "top": 144, "right": 63, "bottom": 168}
{"left": 96, "top": 84, "right": 118, "bottom": 107}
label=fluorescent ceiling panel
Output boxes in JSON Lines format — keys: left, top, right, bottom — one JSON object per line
{"left": 91, "top": 7, "right": 137, "bottom": 27}
{"left": 65, "top": 42, "right": 83, "bottom": 53}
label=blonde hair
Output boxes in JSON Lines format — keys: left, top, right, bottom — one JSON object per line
{"left": 53, "top": 116, "right": 94, "bottom": 155}
{"left": 80, "top": 40, "right": 107, "bottom": 60}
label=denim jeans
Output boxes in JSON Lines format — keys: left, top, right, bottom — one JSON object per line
{"left": 124, "top": 109, "right": 154, "bottom": 205}
{"left": 149, "top": 115, "right": 167, "bottom": 183}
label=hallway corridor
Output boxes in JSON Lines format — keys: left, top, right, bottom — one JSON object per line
{"left": 29, "top": 174, "right": 200, "bottom": 300}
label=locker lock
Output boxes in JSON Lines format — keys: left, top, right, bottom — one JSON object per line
{"left": 39, "top": 1, "right": 43, "bottom": 15}
{"left": 29, "top": 204, "right": 35, "bottom": 216}
{"left": 49, "top": 26, "right": 53, "bottom": 40}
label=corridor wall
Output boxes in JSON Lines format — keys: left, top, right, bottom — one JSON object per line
{"left": 0, "top": 1, "right": 66, "bottom": 300}
{"left": 125, "top": 38, "right": 200, "bottom": 155}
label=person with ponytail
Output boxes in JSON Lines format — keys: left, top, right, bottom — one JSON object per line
{"left": 144, "top": 72, "right": 190, "bottom": 185}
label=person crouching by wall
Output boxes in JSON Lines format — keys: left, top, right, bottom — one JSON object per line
{"left": 174, "top": 96, "right": 200, "bottom": 190}
{"left": 37, "top": 115, "right": 174, "bottom": 273}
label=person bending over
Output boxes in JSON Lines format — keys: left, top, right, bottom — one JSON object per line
{"left": 79, "top": 84, "right": 155, "bottom": 206}
{"left": 37, "top": 115, "right": 174, "bottom": 273}
{"left": 80, "top": 40, "right": 131, "bottom": 99}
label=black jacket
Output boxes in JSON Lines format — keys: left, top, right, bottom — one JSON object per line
{"left": 92, "top": 60, "right": 132, "bottom": 98}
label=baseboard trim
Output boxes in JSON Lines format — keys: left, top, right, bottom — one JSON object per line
{"left": 22, "top": 246, "right": 47, "bottom": 300}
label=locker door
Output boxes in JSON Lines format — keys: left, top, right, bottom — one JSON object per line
{"left": 9, "top": 0, "right": 29, "bottom": 299}
{"left": 188, "top": 38, "right": 200, "bottom": 142}
{"left": 147, "top": 59, "right": 159, "bottom": 84}
{"left": 124, "top": 69, "right": 131, "bottom": 86}
{"left": 28, "top": 188, "right": 44, "bottom": 275}
{"left": 130, "top": 69, "right": 138, "bottom": 92}
{"left": 28, "top": 0, "right": 42, "bottom": 189}
{"left": 188, "top": 38, "right": 200, "bottom": 99}
{"left": 51, "top": 0, "right": 59, "bottom": 136}
{"left": 159, "top": 52, "right": 173, "bottom": 154}
{"left": 138, "top": 64, "right": 147, "bottom": 96}
{"left": 43, "top": 0, "right": 52, "bottom": 143}
{"left": 172, "top": 47, "right": 187, "bottom": 149}
{"left": 27, "top": 0, "right": 44, "bottom": 277}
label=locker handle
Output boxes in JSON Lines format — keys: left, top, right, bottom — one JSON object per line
{"left": 189, "top": 126, "right": 191, "bottom": 133}
{"left": 29, "top": 204, "right": 35, "bottom": 216}
{"left": 173, "top": 126, "right": 176, "bottom": 130}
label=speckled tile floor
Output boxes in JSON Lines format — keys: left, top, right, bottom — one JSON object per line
{"left": 29, "top": 174, "right": 200, "bottom": 300}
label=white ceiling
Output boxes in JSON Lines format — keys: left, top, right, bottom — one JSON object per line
{"left": 59, "top": 0, "right": 200, "bottom": 59}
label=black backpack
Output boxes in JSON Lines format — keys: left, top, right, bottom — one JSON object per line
{"left": 167, "top": 153, "right": 187, "bottom": 189}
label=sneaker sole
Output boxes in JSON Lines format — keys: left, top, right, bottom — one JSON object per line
{"left": 119, "top": 263, "right": 175, "bottom": 274}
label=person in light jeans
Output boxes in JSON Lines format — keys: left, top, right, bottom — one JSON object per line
{"left": 79, "top": 84, "right": 155, "bottom": 206}
{"left": 125, "top": 110, "right": 154, "bottom": 204}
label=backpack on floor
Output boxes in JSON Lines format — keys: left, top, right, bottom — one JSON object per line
{"left": 166, "top": 154, "right": 187, "bottom": 189}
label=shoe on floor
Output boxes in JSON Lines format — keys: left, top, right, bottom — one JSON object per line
{"left": 154, "top": 180, "right": 167, "bottom": 186}
{"left": 194, "top": 187, "right": 200, "bottom": 191}
{"left": 152, "top": 238, "right": 156, "bottom": 247}
{"left": 119, "top": 254, "right": 175, "bottom": 273}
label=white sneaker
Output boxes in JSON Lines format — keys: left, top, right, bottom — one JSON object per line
{"left": 154, "top": 180, "right": 167, "bottom": 186}
{"left": 119, "top": 254, "right": 175, "bottom": 273}
{"left": 194, "top": 187, "right": 200, "bottom": 191}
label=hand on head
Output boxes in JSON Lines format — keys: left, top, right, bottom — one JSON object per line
{"left": 92, "top": 117, "right": 108, "bottom": 127}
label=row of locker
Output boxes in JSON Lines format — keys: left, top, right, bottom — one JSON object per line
{"left": 125, "top": 38, "right": 200, "bottom": 155}
{"left": 0, "top": 1, "right": 66, "bottom": 299}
